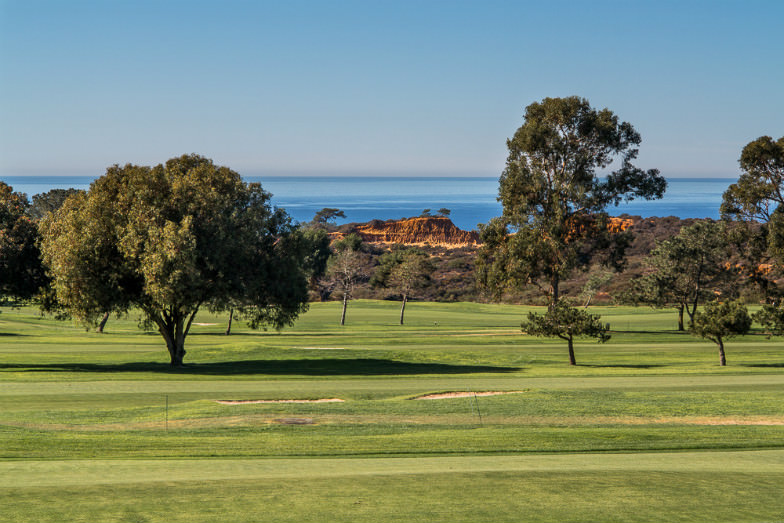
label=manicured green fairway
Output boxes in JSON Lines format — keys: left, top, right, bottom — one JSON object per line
{"left": 1, "top": 301, "right": 783, "bottom": 522}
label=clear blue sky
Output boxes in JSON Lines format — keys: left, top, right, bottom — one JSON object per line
{"left": 1, "top": 0, "right": 782, "bottom": 178}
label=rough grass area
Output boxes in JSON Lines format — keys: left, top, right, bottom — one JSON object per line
{"left": 1, "top": 301, "right": 783, "bottom": 522}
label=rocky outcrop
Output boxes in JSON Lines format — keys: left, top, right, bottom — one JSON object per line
{"left": 330, "top": 215, "right": 636, "bottom": 249}
{"left": 350, "top": 216, "right": 480, "bottom": 248}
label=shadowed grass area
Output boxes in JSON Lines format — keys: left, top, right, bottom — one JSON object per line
{"left": 0, "top": 358, "right": 518, "bottom": 376}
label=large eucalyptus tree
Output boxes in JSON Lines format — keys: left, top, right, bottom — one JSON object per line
{"left": 477, "top": 96, "right": 666, "bottom": 307}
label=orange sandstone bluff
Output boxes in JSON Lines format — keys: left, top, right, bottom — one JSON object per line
{"left": 330, "top": 215, "right": 636, "bottom": 248}
{"left": 332, "top": 216, "right": 480, "bottom": 248}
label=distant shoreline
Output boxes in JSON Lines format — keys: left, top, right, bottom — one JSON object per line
{"left": 1, "top": 176, "right": 736, "bottom": 230}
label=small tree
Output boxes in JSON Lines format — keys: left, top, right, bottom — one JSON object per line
{"left": 326, "top": 234, "right": 366, "bottom": 326}
{"left": 579, "top": 268, "right": 613, "bottom": 308}
{"left": 387, "top": 251, "right": 433, "bottom": 325}
{"left": 523, "top": 302, "right": 610, "bottom": 365}
{"left": 689, "top": 300, "right": 752, "bottom": 366}
{"left": 628, "top": 221, "right": 732, "bottom": 330}
{"left": 420, "top": 209, "right": 432, "bottom": 217}
{"left": 311, "top": 208, "right": 346, "bottom": 228}
{"left": 436, "top": 208, "right": 451, "bottom": 217}
{"left": 754, "top": 304, "right": 784, "bottom": 338}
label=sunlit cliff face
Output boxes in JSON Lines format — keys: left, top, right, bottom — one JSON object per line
{"left": 330, "top": 216, "right": 480, "bottom": 248}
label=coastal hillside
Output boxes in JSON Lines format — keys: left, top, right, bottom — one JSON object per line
{"left": 334, "top": 216, "right": 480, "bottom": 248}
{"left": 331, "top": 215, "right": 634, "bottom": 249}
{"left": 322, "top": 215, "right": 777, "bottom": 305}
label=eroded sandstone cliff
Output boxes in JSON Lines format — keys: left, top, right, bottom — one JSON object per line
{"left": 335, "top": 216, "right": 480, "bottom": 248}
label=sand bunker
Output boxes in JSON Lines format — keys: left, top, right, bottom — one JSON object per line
{"left": 216, "top": 398, "right": 344, "bottom": 405}
{"left": 414, "top": 391, "right": 525, "bottom": 400}
{"left": 193, "top": 323, "right": 217, "bottom": 326}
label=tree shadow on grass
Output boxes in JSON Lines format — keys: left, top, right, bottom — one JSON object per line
{"left": 0, "top": 358, "right": 520, "bottom": 376}
{"left": 739, "top": 363, "right": 784, "bottom": 368}
{"left": 581, "top": 364, "right": 665, "bottom": 369}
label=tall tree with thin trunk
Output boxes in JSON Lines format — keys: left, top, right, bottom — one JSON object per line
{"left": 326, "top": 234, "right": 366, "bottom": 326}
{"left": 39, "top": 155, "right": 310, "bottom": 366}
{"left": 722, "top": 135, "right": 784, "bottom": 320}
{"left": 388, "top": 251, "right": 433, "bottom": 325}
{"left": 476, "top": 97, "right": 663, "bottom": 365}
{"left": 477, "top": 96, "right": 665, "bottom": 308}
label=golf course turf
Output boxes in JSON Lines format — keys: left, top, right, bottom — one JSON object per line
{"left": 1, "top": 300, "right": 782, "bottom": 522}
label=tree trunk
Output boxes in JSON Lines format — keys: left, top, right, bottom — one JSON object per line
{"left": 340, "top": 294, "right": 348, "bottom": 326}
{"left": 97, "top": 311, "right": 110, "bottom": 333}
{"left": 550, "top": 274, "right": 560, "bottom": 310}
{"left": 225, "top": 308, "right": 234, "bottom": 336}
{"left": 717, "top": 338, "right": 726, "bottom": 366}
{"left": 399, "top": 294, "right": 408, "bottom": 325}
{"left": 567, "top": 336, "right": 576, "bottom": 366}
{"left": 677, "top": 305, "right": 685, "bottom": 331}
{"left": 152, "top": 306, "right": 200, "bottom": 367}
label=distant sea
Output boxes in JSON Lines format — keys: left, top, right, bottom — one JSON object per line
{"left": 2, "top": 175, "right": 735, "bottom": 232}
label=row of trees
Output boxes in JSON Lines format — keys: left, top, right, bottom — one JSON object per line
{"left": 1, "top": 156, "right": 320, "bottom": 366}
{"left": 476, "top": 96, "right": 783, "bottom": 365}
{"left": 0, "top": 163, "right": 437, "bottom": 365}
{"left": 2, "top": 96, "right": 781, "bottom": 368}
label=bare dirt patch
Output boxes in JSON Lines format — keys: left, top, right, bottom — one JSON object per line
{"left": 216, "top": 398, "right": 345, "bottom": 405}
{"left": 274, "top": 418, "right": 315, "bottom": 425}
{"left": 414, "top": 391, "right": 526, "bottom": 400}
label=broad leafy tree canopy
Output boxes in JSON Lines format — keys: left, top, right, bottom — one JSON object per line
{"left": 40, "top": 155, "right": 310, "bottom": 365}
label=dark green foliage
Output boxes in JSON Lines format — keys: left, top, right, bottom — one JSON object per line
{"left": 311, "top": 207, "right": 346, "bottom": 227}
{"left": 332, "top": 232, "right": 363, "bottom": 253}
{"left": 478, "top": 96, "right": 665, "bottom": 305}
{"left": 754, "top": 304, "right": 784, "bottom": 337}
{"left": 689, "top": 300, "right": 752, "bottom": 366}
{"left": 39, "top": 155, "right": 309, "bottom": 365}
{"left": 522, "top": 302, "right": 610, "bottom": 365}
{"left": 300, "top": 227, "right": 332, "bottom": 282}
{"left": 0, "top": 182, "right": 46, "bottom": 301}
{"left": 626, "top": 221, "right": 732, "bottom": 330}
{"left": 27, "top": 188, "right": 84, "bottom": 221}
{"left": 436, "top": 208, "right": 451, "bottom": 217}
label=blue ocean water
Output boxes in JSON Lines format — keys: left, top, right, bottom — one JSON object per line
{"left": 2, "top": 175, "right": 735, "bottom": 231}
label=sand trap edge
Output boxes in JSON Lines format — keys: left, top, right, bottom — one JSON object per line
{"left": 413, "top": 391, "right": 526, "bottom": 400}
